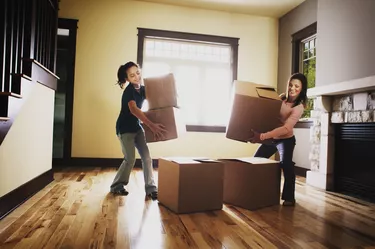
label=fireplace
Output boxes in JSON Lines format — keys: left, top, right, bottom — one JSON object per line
{"left": 305, "top": 75, "right": 375, "bottom": 201}
{"left": 334, "top": 123, "right": 375, "bottom": 202}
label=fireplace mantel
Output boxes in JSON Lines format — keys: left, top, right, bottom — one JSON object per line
{"left": 307, "top": 75, "right": 375, "bottom": 97}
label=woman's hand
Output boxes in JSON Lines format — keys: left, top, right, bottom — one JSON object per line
{"left": 248, "top": 129, "right": 262, "bottom": 144}
{"left": 150, "top": 123, "right": 167, "bottom": 140}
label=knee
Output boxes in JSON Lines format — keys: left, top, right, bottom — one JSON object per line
{"left": 126, "top": 157, "right": 136, "bottom": 166}
{"left": 280, "top": 161, "right": 295, "bottom": 175}
{"left": 280, "top": 160, "right": 295, "bottom": 168}
{"left": 143, "top": 157, "right": 152, "bottom": 166}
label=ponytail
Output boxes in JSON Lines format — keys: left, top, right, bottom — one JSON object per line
{"left": 116, "top": 61, "right": 139, "bottom": 89}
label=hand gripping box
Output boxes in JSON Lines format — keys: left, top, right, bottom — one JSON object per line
{"left": 158, "top": 157, "right": 224, "bottom": 214}
{"left": 142, "top": 107, "right": 186, "bottom": 143}
{"left": 226, "top": 81, "right": 283, "bottom": 143}
{"left": 220, "top": 157, "right": 281, "bottom": 210}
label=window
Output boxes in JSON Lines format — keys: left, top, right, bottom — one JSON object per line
{"left": 292, "top": 23, "right": 317, "bottom": 120}
{"left": 137, "top": 28, "right": 239, "bottom": 132}
{"left": 300, "top": 35, "right": 316, "bottom": 119}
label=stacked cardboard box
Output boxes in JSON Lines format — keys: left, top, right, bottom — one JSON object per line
{"left": 142, "top": 73, "right": 185, "bottom": 143}
{"left": 158, "top": 157, "right": 224, "bottom": 214}
{"left": 220, "top": 157, "right": 281, "bottom": 210}
{"left": 226, "top": 80, "right": 283, "bottom": 143}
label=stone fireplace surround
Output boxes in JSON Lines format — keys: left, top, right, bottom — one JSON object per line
{"left": 306, "top": 75, "right": 375, "bottom": 190}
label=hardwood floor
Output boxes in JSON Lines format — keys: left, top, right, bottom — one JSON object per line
{"left": 1, "top": 167, "right": 375, "bottom": 249}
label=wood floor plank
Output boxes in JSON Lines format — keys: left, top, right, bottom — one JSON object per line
{"left": 1, "top": 167, "right": 375, "bottom": 249}
{"left": 227, "top": 206, "right": 297, "bottom": 249}
{"left": 116, "top": 196, "right": 130, "bottom": 249}
{"left": 0, "top": 181, "right": 58, "bottom": 234}
{"left": 102, "top": 194, "right": 119, "bottom": 249}
{"left": 0, "top": 184, "right": 62, "bottom": 245}
{"left": 29, "top": 187, "right": 82, "bottom": 248}
{"left": 4, "top": 185, "right": 68, "bottom": 248}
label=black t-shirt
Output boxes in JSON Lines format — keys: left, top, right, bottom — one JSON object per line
{"left": 116, "top": 83, "right": 146, "bottom": 135}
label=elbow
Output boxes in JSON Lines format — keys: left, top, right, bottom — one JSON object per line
{"left": 283, "top": 126, "right": 292, "bottom": 134}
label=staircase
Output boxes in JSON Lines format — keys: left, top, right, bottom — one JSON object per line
{"left": 0, "top": 0, "right": 59, "bottom": 146}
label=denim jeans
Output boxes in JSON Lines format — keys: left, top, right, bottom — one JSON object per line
{"left": 254, "top": 136, "right": 296, "bottom": 202}
{"left": 110, "top": 129, "right": 157, "bottom": 195}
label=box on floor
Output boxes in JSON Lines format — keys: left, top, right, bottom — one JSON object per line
{"left": 219, "top": 157, "right": 281, "bottom": 210}
{"left": 158, "top": 157, "right": 224, "bottom": 214}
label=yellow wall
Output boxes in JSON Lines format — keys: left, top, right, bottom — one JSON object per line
{"left": 0, "top": 82, "right": 55, "bottom": 197}
{"left": 59, "top": 0, "right": 279, "bottom": 159}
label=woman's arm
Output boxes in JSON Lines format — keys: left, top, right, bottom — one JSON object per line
{"left": 260, "top": 104, "right": 304, "bottom": 140}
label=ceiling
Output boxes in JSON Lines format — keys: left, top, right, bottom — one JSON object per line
{"left": 133, "top": 0, "right": 306, "bottom": 18}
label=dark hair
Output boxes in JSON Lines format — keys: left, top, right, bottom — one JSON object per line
{"left": 282, "top": 72, "right": 308, "bottom": 107}
{"left": 117, "top": 61, "right": 139, "bottom": 88}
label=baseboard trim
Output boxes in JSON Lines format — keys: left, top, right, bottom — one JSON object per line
{"left": 0, "top": 169, "right": 54, "bottom": 220}
{"left": 53, "top": 158, "right": 308, "bottom": 177}
{"left": 52, "top": 158, "right": 159, "bottom": 168}
{"left": 295, "top": 166, "right": 308, "bottom": 177}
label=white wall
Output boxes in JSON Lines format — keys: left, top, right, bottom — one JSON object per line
{"left": 0, "top": 82, "right": 55, "bottom": 197}
{"left": 316, "top": 0, "right": 375, "bottom": 86}
{"left": 293, "top": 128, "right": 311, "bottom": 169}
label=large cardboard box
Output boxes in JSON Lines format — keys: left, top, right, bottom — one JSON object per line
{"left": 220, "top": 157, "right": 280, "bottom": 210}
{"left": 226, "top": 81, "right": 283, "bottom": 143}
{"left": 158, "top": 158, "right": 224, "bottom": 214}
{"left": 142, "top": 107, "right": 185, "bottom": 143}
{"left": 144, "top": 73, "right": 178, "bottom": 110}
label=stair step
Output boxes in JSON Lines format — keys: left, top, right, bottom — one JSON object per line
{"left": 0, "top": 92, "right": 22, "bottom": 98}
{"left": 13, "top": 73, "right": 32, "bottom": 82}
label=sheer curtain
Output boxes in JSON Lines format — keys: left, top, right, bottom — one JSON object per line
{"left": 141, "top": 38, "right": 232, "bottom": 126}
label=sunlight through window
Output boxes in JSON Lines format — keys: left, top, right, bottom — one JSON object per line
{"left": 142, "top": 38, "right": 233, "bottom": 126}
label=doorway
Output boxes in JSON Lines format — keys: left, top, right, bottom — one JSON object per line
{"left": 53, "top": 18, "right": 78, "bottom": 164}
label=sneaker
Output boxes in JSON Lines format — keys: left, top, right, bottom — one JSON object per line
{"left": 110, "top": 189, "right": 129, "bottom": 196}
{"left": 282, "top": 200, "right": 296, "bottom": 206}
{"left": 147, "top": 191, "right": 158, "bottom": 200}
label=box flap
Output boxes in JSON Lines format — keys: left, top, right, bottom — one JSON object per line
{"left": 256, "top": 88, "right": 280, "bottom": 100}
{"left": 194, "top": 159, "right": 220, "bottom": 163}
{"left": 234, "top": 80, "right": 279, "bottom": 99}
{"left": 160, "top": 157, "right": 208, "bottom": 164}
{"left": 220, "top": 157, "right": 279, "bottom": 164}
{"left": 234, "top": 81, "right": 259, "bottom": 97}
{"left": 238, "top": 157, "right": 279, "bottom": 164}
{"left": 219, "top": 158, "right": 242, "bottom": 162}
{"left": 172, "top": 158, "right": 198, "bottom": 164}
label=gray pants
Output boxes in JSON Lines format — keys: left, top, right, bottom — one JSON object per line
{"left": 110, "top": 130, "right": 157, "bottom": 195}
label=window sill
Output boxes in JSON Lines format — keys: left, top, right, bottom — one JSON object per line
{"left": 295, "top": 119, "right": 313, "bottom": 128}
{"left": 186, "top": 125, "right": 226, "bottom": 133}
{"left": 186, "top": 121, "right": 313, "bottom": 132}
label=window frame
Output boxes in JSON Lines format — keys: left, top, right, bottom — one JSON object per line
{"left": 291, "top": 22, "right": 317, "bottom": 129}
{"left": 137, "top": 28, "right": 239, "bottom": 133}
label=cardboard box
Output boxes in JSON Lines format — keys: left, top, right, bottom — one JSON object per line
{"left": 142, "top": 107, "right": 185, "bottom": 143}
{"left": 144, "top": 73, "right": 178, "bottom": 110}
{"left": 226, "top": 81, "right": 283, "bottom": 143}
{"left": 158, "top": 158, "right": 224, "bottom": 214}
{"left": 220, "top": 157, "right": 280, "bottom": 210}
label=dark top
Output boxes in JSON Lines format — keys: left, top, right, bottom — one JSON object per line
{"left": 116, "top": 83, "right": 146, "bottom": 135}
